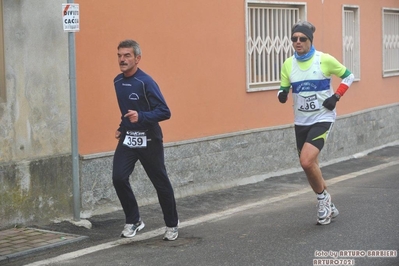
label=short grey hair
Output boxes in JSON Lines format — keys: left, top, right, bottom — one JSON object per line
{"left": 117, "top": 39, "right": 142, "bottom": 56}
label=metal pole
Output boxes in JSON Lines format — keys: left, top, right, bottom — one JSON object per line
{"left": 67, "top": 0, "right": 80, "bottom": 221}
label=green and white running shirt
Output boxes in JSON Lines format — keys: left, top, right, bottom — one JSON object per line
{"left": 280, "top": 51, "right": 347, "bottom": 126}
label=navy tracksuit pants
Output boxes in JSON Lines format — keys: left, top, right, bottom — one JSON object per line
{"left": 112, "top": 128, "right": 178, "bottom": 227}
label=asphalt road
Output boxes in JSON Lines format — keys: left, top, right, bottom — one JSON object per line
{"left": 5, "top": 145, "right": 399, "bottom": 266}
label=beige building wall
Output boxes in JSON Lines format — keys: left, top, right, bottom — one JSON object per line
{"left": 0, "top": 0, "right": 74, "bottom": 227}
{"left": 1, "top": 0, "right": 70, "bottom": 161}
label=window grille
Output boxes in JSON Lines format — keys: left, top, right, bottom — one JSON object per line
{"left": 383, "top": 8, "right": 399, "bottom": 77}
{"left": 246, "top": 2, "right": 305, "bottom": 92}
{"left": 343, "top": 6, "right": 360, "bottom": 81}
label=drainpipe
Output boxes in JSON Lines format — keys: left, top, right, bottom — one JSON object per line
{"left": 67, "top": 0, "right": 80, "bottom": 221}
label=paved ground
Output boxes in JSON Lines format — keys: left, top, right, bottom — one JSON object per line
{"left": 1, "top": 144, "right": 399, "bottom": 266}
{"left": 0, "top": 228, "right": 86, "bottom": 263}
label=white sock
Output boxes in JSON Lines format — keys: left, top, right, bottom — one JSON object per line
{"left": 317, "top": 190, "right": 326, "bottom": 199}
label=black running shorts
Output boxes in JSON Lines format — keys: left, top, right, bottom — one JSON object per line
{"left": 294, "top": 122, "right": 334, "bottom": 155}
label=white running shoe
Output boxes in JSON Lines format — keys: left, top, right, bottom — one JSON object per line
{"left": 163, "top": 225, "right": 178, "bottom": 241}
{"left": 317, "top": 191, "right": 332, "bottom": 225}
{"left": 331, "top": 203, "right": 339, "bottom": 218}
{"left": 121, "top": 219, "right": 145, "bottom": 238}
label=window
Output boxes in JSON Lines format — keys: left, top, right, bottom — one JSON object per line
{"left": 245, "top": 1, "right": 306, "bottom": 92}
{"left": 343, "top": 6, "right": 360, "bottom": 81}
{"left": 0, "top": 0, "right": 5, "bottom": 102}
{"left": 382, "top": 8, "right": 399, "bottom": 77}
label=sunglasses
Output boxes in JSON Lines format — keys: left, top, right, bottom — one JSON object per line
{"left": 291, "top": 36, "right": 308, "bottom": 42}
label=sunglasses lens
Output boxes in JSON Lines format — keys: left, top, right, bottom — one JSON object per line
{"left": 291, "top": 37, "right": 308, "bottom": 42}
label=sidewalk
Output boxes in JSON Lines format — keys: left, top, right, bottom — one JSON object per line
{"left": 1, "top": 144, "right": 399, "bottom": 265}
{"left": 0, "top": 227, "right": 87, "bottom": 263}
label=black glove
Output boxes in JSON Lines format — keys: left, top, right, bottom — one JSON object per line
{"left": 322, "top": 94, "right": 340, "bottom": 111}
{"left": 278, "top": 90, "right": 288, "bottom": 103}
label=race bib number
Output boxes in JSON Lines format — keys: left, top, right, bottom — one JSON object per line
{"left": 297, "top": 94, "right": 320, "bottom": 112}
{"left": 123, "top": 131, "right": 147, "bottom": 148}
